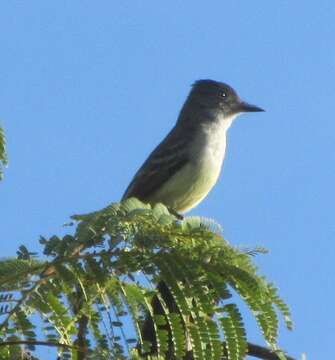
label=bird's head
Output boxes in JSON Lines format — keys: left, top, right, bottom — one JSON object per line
{"left": 189, "top": 79, "right": 264, "bottom": 118}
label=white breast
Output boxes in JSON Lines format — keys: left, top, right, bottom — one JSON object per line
{"left": 192, "top": 114, "right": 236, "bottom": 170}
{"left": 175, "top": 114, "right": 237, "bottom": 212}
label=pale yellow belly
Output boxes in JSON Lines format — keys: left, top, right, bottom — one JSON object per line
{"left": 148, "top": 160, "right": 222, "bottom": 213}
{"left": 147, "top": 119, "right": 231, "bottom": 213}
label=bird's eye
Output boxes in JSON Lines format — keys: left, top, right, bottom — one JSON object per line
{"left": 219, "top": 91, "right": 227, "bottom": 98}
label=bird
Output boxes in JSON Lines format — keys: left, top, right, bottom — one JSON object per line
{"left": 122, "top": 79, "right": 264, "bottom": 357}
{"left": 122, "top": 79, "right": 264, "bottom": 213}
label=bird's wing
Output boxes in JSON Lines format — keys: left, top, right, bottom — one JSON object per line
{"left": 122, "top": 127, "right": 190, "bottom": 202}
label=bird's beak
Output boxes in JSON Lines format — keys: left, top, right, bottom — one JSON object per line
{"left": 238, "top": 101, "right": 265, "bottom": 113}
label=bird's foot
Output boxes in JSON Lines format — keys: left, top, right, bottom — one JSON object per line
{"left": 168, "top": 207, "right": 184, "bottom": 220}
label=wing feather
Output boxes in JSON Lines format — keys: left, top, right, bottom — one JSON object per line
{"left": 122, "top": 126, "right": 190, "bottom": 202}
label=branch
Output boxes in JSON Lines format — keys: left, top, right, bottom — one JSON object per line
{"left": 0, "top": 340, "right": 84, "bottom": 351}
{"left": 184, "top": 342, "right": 296, "bottom": 360}
{"left": 73, "top": 286, "right": 89, "bottom": 360}
{"left": 246, "top": 342, "right": 296, "bottom": 360}
{"left": 75, "top": 315, "right": 89, "bottom": 360}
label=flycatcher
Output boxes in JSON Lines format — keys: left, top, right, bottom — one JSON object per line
{"left": 122, "top": 79, "right": 264, "bottom": 212}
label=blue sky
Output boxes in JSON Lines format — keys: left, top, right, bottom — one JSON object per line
{"left": 1, "top": 1, "right": 334, "bottom": 359}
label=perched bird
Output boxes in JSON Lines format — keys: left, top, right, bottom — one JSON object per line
{"left": 122, "top": 79, "right": 264, "bottom": 212}
{"left": 122, "top": 80, "right": 264, "bottom": 357}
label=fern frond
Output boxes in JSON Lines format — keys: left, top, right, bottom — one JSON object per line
{"left": 0, "top": 200, "right": 293, "bottom": 359}
{"left": 0, "top": 125, "right": 8, "bottom": 180}
{"left": 267, "top": 283, "right": 293, "bottom": 330}
{"left": 158, "top": 261, "right": 205, "bottom": 360}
